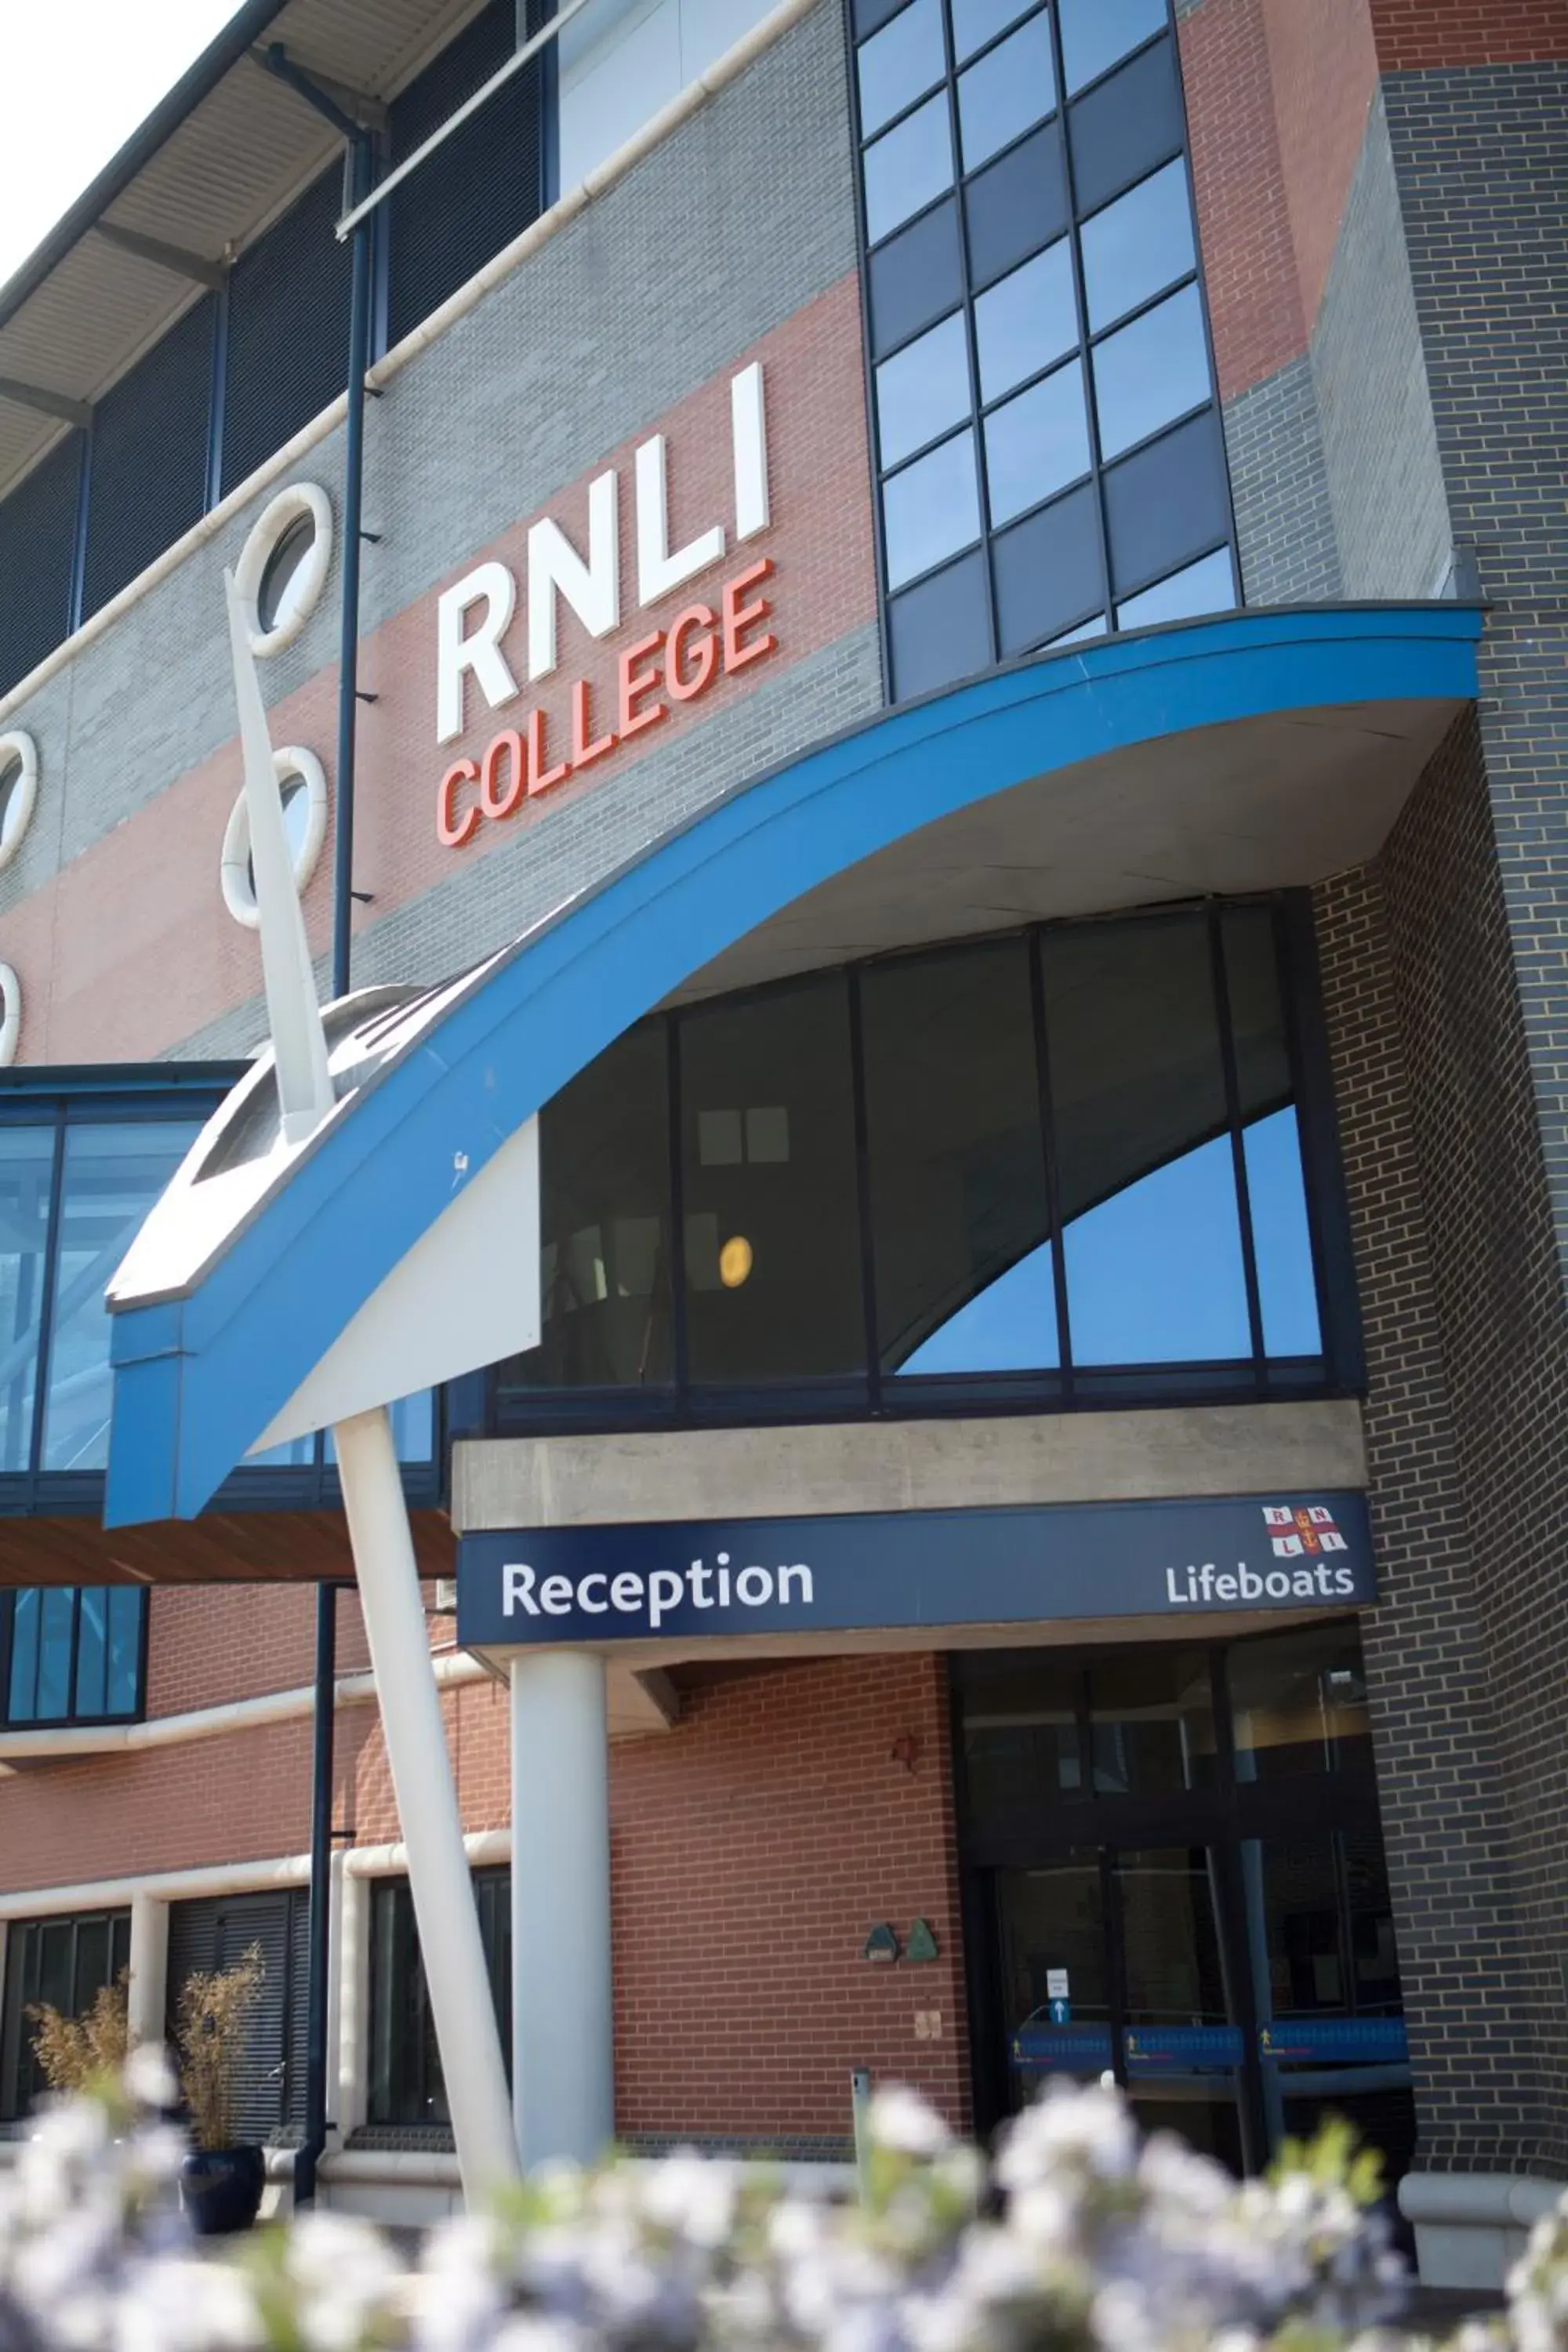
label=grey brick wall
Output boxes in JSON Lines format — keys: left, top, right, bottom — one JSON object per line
{"left": 0, "top": 0, "right": 862, "bottom": 998}
{"left": 1311, "top": 89, "right": 1451, "bottom": 601}
{"left": 1222, "top": 354, "right": 1341, "bottom": 604}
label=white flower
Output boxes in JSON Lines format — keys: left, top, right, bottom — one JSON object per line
{"left": 124, "top": 2047, "right": 178, "bottom": 2114}
{"left": 869, "top": 2091, "right": 953, "bottom": 2161}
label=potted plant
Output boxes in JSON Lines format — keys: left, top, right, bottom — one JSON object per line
{"left": 27, "top": 1967, "right": 131, "bottom": 2098}
{"left": 173, "top": 1942, "right": 267, "bottom": 2236}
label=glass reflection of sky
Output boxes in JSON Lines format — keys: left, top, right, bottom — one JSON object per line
{"left": 895, "top": 1111, "right": 1323, "bottom": 1377}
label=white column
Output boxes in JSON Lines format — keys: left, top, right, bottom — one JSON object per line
{"left": 336, "top": 1865, "right": 371, "bottom": 2142}
{"left": 335, "top": 1406, "right": 519, "bottom": 2197}
{"left": 510, "top": 1650, "right": 614, "bottom": 2169}
{"left": 127, "top": 1896, "right": 168, "bottom": 2050}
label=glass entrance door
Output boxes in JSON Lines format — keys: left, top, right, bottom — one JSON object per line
{"left": 998, "top": 1844, "right": 1252, "bottom": 2170}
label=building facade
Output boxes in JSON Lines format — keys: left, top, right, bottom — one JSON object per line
{"left": 0, "top": 0, "right": 1564, "bottom": 2283}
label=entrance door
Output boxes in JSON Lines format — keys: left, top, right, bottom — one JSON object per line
{"left": 998, "top": 1844, "right": 1253, "bottom": 2172}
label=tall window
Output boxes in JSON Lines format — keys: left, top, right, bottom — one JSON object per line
{"left": 0, "top": 1909, "right": 130, "bottom": 2122}
{"left": 164, "top": 1889, "right": 308, "bottom": 2145}
{"left": 368, "top": 1871, "right": 510, "bottom": 2128}
{"left": 849, "top": 0, "right": 1236, "bottom": 698}
{"left": 495, "top": 898, "right": 1348, "bottom": 1428}
{"left": 2, "top": 1585, "right": 144, "bottom": 1726}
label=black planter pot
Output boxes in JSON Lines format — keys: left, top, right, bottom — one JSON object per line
{"left": 181, "top": 2144, "right": 266, "bottom": 2235}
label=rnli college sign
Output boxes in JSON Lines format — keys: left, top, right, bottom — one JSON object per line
{"left": 456, "top": 1491, "right": 1376, "bottom": 1647}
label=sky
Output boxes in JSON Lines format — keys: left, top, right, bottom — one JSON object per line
{"left": 0, "top": 1, "right": 244, "bottom": 289}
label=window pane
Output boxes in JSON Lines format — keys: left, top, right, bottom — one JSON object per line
{"left": 35, "top": 1588, "right": 74, "bottom": 1720}
{"left": 965, "top": 122, "right": 1070, "bottom": 288}
{"left": 1093, "top": 282, "right": 1210, "bottom": 459}
{"left": 323, "top": 1391, "right": 434, "bottom": 1467}
{"left": 680, "top": 975, "right": 866, "bottom": 1385}
{"left": 1090, "top": 1651, "right": 1216, "bottom": 1794}
{"left": 500, "top": 1023, "right": 673, "bottom": 1397}
{"left": 957, "top": 12, "right": 1056, "bottom": 169}
{"left": 883, "top": 427, "right": 981, "bottom": 586}
{"left": 1042, "top": 916, "right": 1250, "bottom": 1363}
{"left": 7, "top": 1588, "right": 38, "bottom": 1719}
{"left": 1116, "top": 545, "right": 1235, "bottom": 628}
{"left": 862, "top": 941, "right": 1056, "bottom": 1375}
{"left": 887, "top": 547, "right": 993, "bottom": 698}
{"left": 0, "top": 1129, "right": 55, "bottom": 1474}
{"left": 1081, "top": 157, "right": 1195, "bottom": 332}
{"left": 74, "top": 1588, "right": 107, "bottom": 1717}
{"left": 858, "top": 0, "right": 946, "bottom": 135}
{"left": 1230, "top": 1624, "right": 1372, "bottom": 1783}
{"left": 1047, "top": 613, "right": 1106, "bottom": 646}
{"left": 1059, "top": 0, "right": 1166, "bottom": 93}
{"left": 863, "top": 92, "right": 954, "bottom": 243}
{"left": 993, "top": 480, "right": 1102, "bottom": 652}
{"left": 106, "top": 1588, "right": 143, "bottom": 1719}
{"left": 368, "top": 1875, "right": 510, "bottom": 2125}
{"left": 985, "top": 361, "right": 1090, "bottom": 525}
{"left": 877, "top": 310, "right": 971, "bottom": 469}
{"left": 975, "top": 238, "right": 1076, "bottom": 402}
{"left": 42, "top": 1122, "right": 199, "bottom": 1472}
{"left": 952, "top": 0, "right": 1033, "bottom": 60}
{"left": 956, "top": 1652, "right": 1085, "bottom": 1829}
{"left": 1245, "top": 1109, "right": 1322, "bottom": 1356}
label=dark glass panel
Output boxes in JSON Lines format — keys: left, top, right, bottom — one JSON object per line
{"left": 996, "top": 1858, "right": 1109, "bottom": 2100}
{"left": 1040, "top": 916, "right": 1250, "bottom": 1363}
{"left": 1066, "top": 33, "right": 1183, "bottom": 215}
{"left": 1059, "top": 0, "right": 1167, "bottom": 94}
{"left": 0, "top": 431, "right": 81, "bottom": 699}
{"left": 887, "top": 547, "right": 993, "bottom": 698}
{"left": 35, "top": 1588, "right": 74, "bottom": 1720}
{"left": 952, "top": 0, "right": 1033, "bottom": 60}
{"left": 1089, "top": 1651, "right": 1217, "bottom": 1794}
{"left": 991, "top": 481, "right": 1102, "bottom": 655}
{"left": 1116, "top": 545, "right": 1235, "bottom": 630}
{"left": 858, "top": 0, "right": 946, "bottom": 135}
{"left": 869, "top": 198, "right": 965, "bottom": 358}
{"left": 1116, "top": 1846, "right": 1245, "bottom": 2170}
{"left": 975, "top": 238, "right": 1076, "bottom": 404}
{"left": 863, "top": 92, "right": 954, "bottom": 244}
{"left": 368, "top": 1872, "right": 510, "bottom": 2125}
{"left": 855, "top": 0, "right": 914, "bottom": 36}
{"left": 1229, "top": 1624, "right": 1372, "bottom": 1783}
{"left": 42, "top": 1122, "right": 201, "bottom": 1472}
{"left": 964, "top": 121, "right": 1070, "bottom": 289}
{"left": 956, "top": 12, "right": 1056, "bottom": 172}
{"left": 0, "top": 1128, "right": 56, "bottom": 1473}
{"left": 222, "top": 166, "right": 352, "bottom": 496}
{"left": 106, "top": 1588, "right": 143, "bottom": 1719}
{"left": 679, "top": 976, "right": 865, "bottom": 1385}
{"left": 82, "top": 294, "right": 214, "bottom": 619}
{"left": 7, "top": 1589, "right": 38, "bottom": 1719}
{"left": 501, "top": 1023, "right": 673, "bottom": 1396}
{"left": 1224, "top": 909, "right": 1320, "bottom": 1358}
{"left": 1104, "top": 407, "right": 1232, "bottom": 601}
{"left": 958, "top": 1653, "right": 1085, "bottom": 1830}
{"left": 1046, "top": 612, "right": 1106, "bottom": 647}
{"left": 985, "top": 358, "right": 1091, "bottom": 526}
{"left": 882, "top": 427, "right": 981, "bottom": 586}
{"left": 73, "top": 1588, "right": 107, "bottom": 1717}
{"left": 1080, "top": 156, "right": 1195, "bottom": 333}
{"left": 862, "top": 939, "right": 1055, "bottom": 1374}
{"left": 876, "top": 310, "right": 971, "bottom": 468}
{"left": 1093, "top": 283, "right": 1210, "bottom": 461}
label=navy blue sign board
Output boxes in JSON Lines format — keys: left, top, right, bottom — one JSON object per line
{"left": 456, "top": 1490, "right": 1374, "bottom": 1649}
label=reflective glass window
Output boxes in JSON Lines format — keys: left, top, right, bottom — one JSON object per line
{"left": 888, "top": 547, "right": 993, "bottom": 698}
{"left": 1090, "top": 1651, "right": 1217, "bottom": 1793}
{"left": 1093, "top": 282, "right": 1210, "bottom": 459}
{"left": 0, "top": 1129, "right": 53, "bottom": 1473}
{"left": 863, "top": 91, "right": 954, "bottom": 243}
{"left": 862, "top": 940, "right": 1056, "bottom": 1375}
{"left": 985, "top": 361, "right": 1091, "bottom": 525}
{"left": 4, "top": 1584, "right": 145, "bottom": 1725}
{"left": 1229, "top": 1624, "right": 1372, "bottom": 1783}
{"left": 1116, "top": 545, "right": 1235, "bottom": 629}
{"left": 975, "top": 239, "right": 1076, "bottom": 402}
{"left": 883, "top": 428, "right": 981, "bottom": 586}
{"left": 1080, "top": 158, "right": 1195, "bottom": 332}
{"left": 321, "top": 1391, "right": 434, "bottom": 1468}
{"left": 1047, "top": 613, "right": 1106, "bottom": 646}
{"left": 951, "top": 0, "right": 1033, "bottom": 60}
{"left": 956, "top": 1653, "right": 1085, "bottom": 1828}
{"left": 957, "top": 12, "right": 1056, "bottom": 170}
{"left": 680, "top": 975, "right": 866, "bottom": 1385}
{"left": 1058, "top": 0, "right": 1167, "bottom": 93}
{"left": 858, "top": 0, "right": 946, "bottom": 136}
{"left": 0, "top": 1909, "right": 132, "bottom": 2122}
{"left": 42, "top": 1122, "right": 200, "bottom": 1472}
{"left": 1222, "top": 907, "right": 1321, "bottom": 1358}
{"left": 502, "top": 1022, "right": 673, "bottom": 1396}
{"left": 965, "top": 122, "right": 1071, "bottom": 287}
{"left": 1041, "top": 917, "right": 1251, "bottom": 1363}
{"left": 877, "top": 311, "right": 971, "bottom": 468}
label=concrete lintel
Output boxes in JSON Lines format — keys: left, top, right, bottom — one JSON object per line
{"left": 452, "top": 1401, "right": 1367, "bottom": 1535}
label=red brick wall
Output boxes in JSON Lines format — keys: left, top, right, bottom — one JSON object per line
{"left": 1179, "top": 0, "right": 1305, "bottom": 401}
{"left": 611, "top": 1654, "right": 970, "bottom": 2141}
{"left": 1367, "top": 0, "right": 1568, "bottom": 68}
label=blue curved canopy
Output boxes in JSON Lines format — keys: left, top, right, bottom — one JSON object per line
{"left": 104, "top": 604, "right": 1481, "bottom": 1528}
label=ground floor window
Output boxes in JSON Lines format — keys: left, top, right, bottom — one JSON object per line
{"left": 954, "top": 1621, "right": 1413, "bottom": 2190}
{"left": 164, "top": 1889, "right": 307, "bottom": 2144}
{"left": 368, "top": 1870, "right": 510, "bottom": 2129}
{"left": 0, "top": 1907, "right": 130, "bottom": 2122}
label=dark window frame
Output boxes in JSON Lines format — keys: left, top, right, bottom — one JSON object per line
{"left": 0, "top": 1907, "right": 132, "bottom": 2124}
{"left": 367, "top": 1868, "right": 510, "bottom": 2132}
{"left": 491, "top": 893, "right": 1363, "bottom": 1437}
{"left": 0, "top": 1582, "right": 149, "bottom": 1730}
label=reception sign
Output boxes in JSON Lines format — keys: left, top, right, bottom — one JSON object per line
{"left": 456, "top": 1490, "right": 1375, "bottom": 1648}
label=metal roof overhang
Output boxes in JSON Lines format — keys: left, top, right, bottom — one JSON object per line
{"left": 0, "top": 0, "right": 499, "bottom": 505}
{"left": 0, "top": 603, "right": 1481, "bottom": 1587}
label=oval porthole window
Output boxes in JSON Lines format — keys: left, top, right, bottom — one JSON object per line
{"left": 0, "top": 963, "right": 22, "bottom": 1067}
{"left": 0, "top": 731, "right": 40, "bottom": 873}
{"left": 220, "top": 746, "right": 329, "bottom": 929}
{"left": 235, "top": 482, "right": 333, "bottom": 656}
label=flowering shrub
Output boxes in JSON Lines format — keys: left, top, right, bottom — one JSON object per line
{"left": 0, "top": 2054, "right": 1553, "bottom": 2352}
